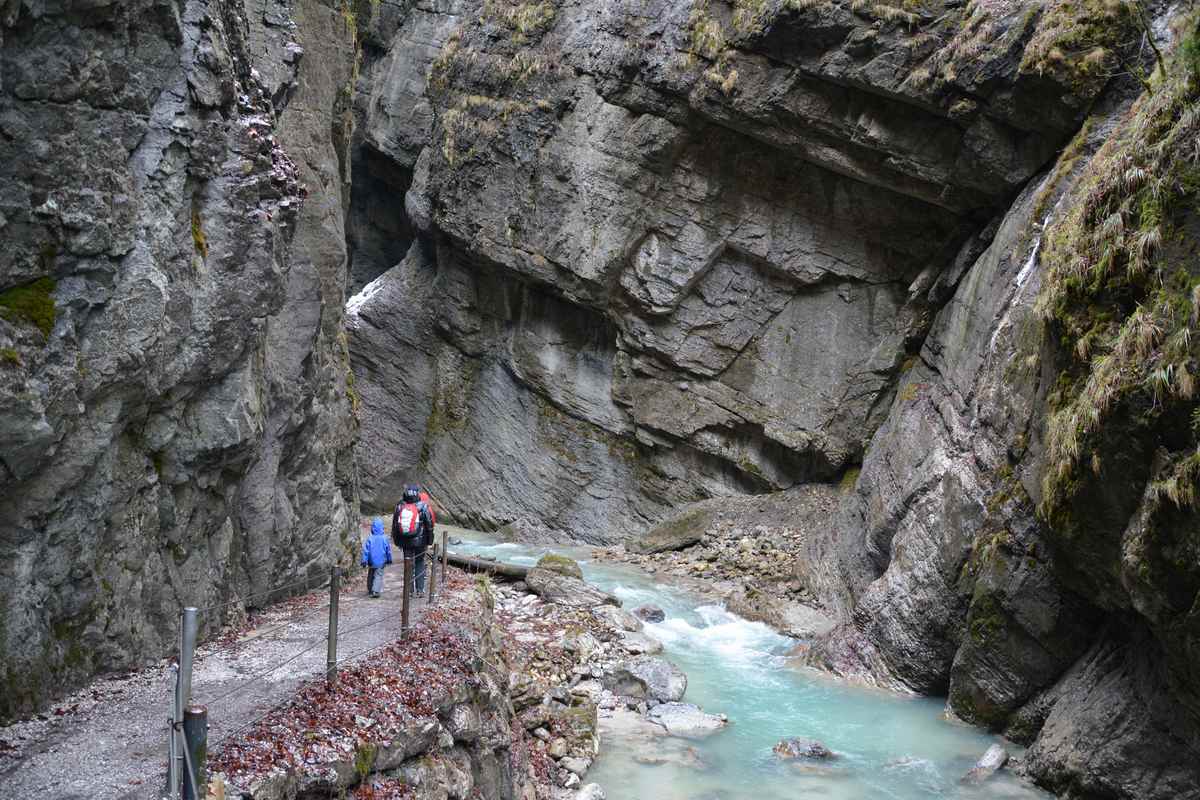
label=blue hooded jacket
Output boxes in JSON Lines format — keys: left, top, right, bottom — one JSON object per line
{"left": 361, "top": 519, "right": 393, "bottom": 568}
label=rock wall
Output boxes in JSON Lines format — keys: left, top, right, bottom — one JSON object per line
{"left": 348, "top": 0, "right": 1104, "bottom": 539}
{"left": 792, "top": 10, "right": 1200, "bottom": 798}
{"left": 0, "top": 0, "right": 359, "bottom": 718}
{"left": 347, "top": 0, "right": 1200, "bottom": 796}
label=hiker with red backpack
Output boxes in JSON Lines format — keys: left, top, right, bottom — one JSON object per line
{"left": 392, "top": 484, "right": 435, "bottom": 594}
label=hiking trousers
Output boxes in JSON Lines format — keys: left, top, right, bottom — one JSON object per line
{"left": 407, "top": 547, "right": 428, "bottom": 594}
{"left": 367, "top": 565, "right": 385, "bottom": 595}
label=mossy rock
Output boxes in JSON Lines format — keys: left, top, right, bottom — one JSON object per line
{"left": 536, "top": 552, "right": 582, "bottom": 579}
{"left": 629, "top": 504, "right": 715, "bottom": 554}
{"left": 0, "top": 277, "right": 56, "bottom": 338}
{"left": 555, "top": 701, "right": 598, "bottom": 746}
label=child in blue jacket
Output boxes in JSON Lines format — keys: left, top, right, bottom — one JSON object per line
{"left": 362, "top": 518, "right": 393, "bottom": 598}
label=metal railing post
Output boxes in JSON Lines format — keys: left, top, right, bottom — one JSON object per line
{"left": 402, "top": 555, "right": 413, "bottom": 638}
{"left": 180, "top": 608, "right": 198, "bottom": 708}
{"left": 428, "top": 546, "right": 437, "bottom": 603}
{"left": 326, "top": 566, "right": 340, "bottom": 685}
{"left": 182, "top": 705, "right": 208, "bottom": 800}
{"left": 167, "top": 607, "right": 198, "bottom": 798}
{"left": 167, "top": 664, "right": 179, "bottom": 799}
{"left": 441, "top": 529, "right": 448, "bottom": 584}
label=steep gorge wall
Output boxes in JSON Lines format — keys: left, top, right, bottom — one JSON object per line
{"left": 348, "top": 0, "right": 1100, "bottom": 540}
{"left": 346, "top": 1, "right": 1200, "bottom": 795}
{"left": 791, "top": 11, "right": 1200, "bottom": 798}
{"left": 0, "top": 0, "right": 359, "bottom": 718}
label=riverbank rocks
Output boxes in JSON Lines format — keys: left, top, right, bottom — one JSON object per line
{"left": 537, "top": 553, "right": 584, "bottom": 580}
{"left": 632, "top": 605, "right": 666, "bottom": 623}
{"left": 962, "top": 744, "right": 1009, "bottom": 785}
{"left": 596, "top": 488, "right": 837, "bottom": 643}
{"left": 725, "top": 584, "right": 836, "bottom": 640}
{"left": 647, "top": 703, "right": 728, "bottom": 739}
{"left": 773, "top": 738, "right": 836, "bottom": 760}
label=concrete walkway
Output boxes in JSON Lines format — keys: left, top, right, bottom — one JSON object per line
{"left": 0, "top": 570, "right": 436, "bottom": 800}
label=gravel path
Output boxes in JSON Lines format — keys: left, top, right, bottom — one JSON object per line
{"left": 0, "top": 567, "right": 439, "bottom": 800}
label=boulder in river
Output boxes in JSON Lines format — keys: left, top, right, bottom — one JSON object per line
{"left": 601, "top": 666, "right": 649, "bottom": 699}
{"left": 961, "top": 744, "right": 1009, "bottom": 784}
{"left": 620, "top": 631, "right": 664, "bottom": 655}
{"left": 536, "top": 552, "right": 584, "bottom": 579}
{"left": 647, "top": 703, "right": 728, "bottom": 739}
{"left": 773, "top": 738, "right": 836, "bottom": 760}
{"left": 633, "top": 604, "right": 666, "bottom": 623}
{"left": 526, "top": 568, "right": 619, "bottom": 608}
{"left": 592, "top": 604, "right": 643, "bottom": 632}
{"left": 624, "top": 656, "right": 687, "bottom": 702}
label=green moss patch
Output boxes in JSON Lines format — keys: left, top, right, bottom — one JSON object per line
{"left": 1020, "top": 0, "right": 1137, "bottom": 95}
{"left": 191, "top": 208, "right": 209, "bottom": 259}
{"left": 536, "top": 552, "right": 583, "bottom": 579}
{"left": 0, "top": 277, "right": 57, "bottom": 338}
{"left": 838, "top": 466, "right": 862, "bottom": 493}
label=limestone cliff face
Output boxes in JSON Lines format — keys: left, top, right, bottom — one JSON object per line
{"left": 349, "top": 1, "right": 1200, "bottom": 796}
{"left": 792, "top": 11, "right": 1200, "bottom": 799}
{"left": 348, "top": 0, "right": 1105, "bottom": 540}
{"left": 0, "top": 0, "right": 359, "bottom": 717}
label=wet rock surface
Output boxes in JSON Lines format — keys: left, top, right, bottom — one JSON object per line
{"left": 632, "top": 605, "right": 666, "bottom": 624}
{"left": 962, "top": 744, "right": 1009, "bottom": 785}
{"left": 526, "top": 567, "right": 620, "bottom": 609}
{"left": 773, "top": 738, "right": 837, "bottom": 761}
{"left": 645, "top": 703, "right": 728, "bottom": 740}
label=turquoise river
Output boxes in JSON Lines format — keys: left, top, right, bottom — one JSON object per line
{"left": 450, "top": 530, "right": 1051, "bottom": 800}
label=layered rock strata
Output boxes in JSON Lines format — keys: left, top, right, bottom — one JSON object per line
{"left": 347, "top": 0, "right": 1116, "bottom": 542}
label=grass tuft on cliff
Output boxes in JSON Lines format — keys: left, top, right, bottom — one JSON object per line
{"left": 1020, "top": 0, "right": 1139, "bottom": 93}
{"left": 0, "top": 277, "right": 57, "bottom": 338}
{"left": 1037, "top": 14, "right": 1200, "bottom": 534}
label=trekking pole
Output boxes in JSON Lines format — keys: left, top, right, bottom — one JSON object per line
{"left": 402, "top": 555, "right": 413, "bottom": 639}
{"left": 428, "top": 546, "right": 437, "bottom": 604}
{"left": 326, "top": 566, "right": 340, "bottom": 686}
{"left": 441, "top": 529, "right": 448, "bottom": 584}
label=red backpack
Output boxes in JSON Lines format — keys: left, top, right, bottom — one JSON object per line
{"left": 394, "top": 502, "right": 422, "bottom": 541}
